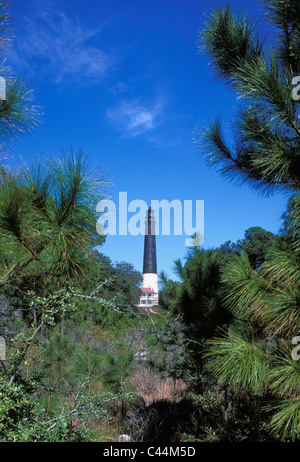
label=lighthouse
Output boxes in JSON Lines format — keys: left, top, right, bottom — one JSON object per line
{"left": 138, "top": 207, "right": 159, "bottom": 307}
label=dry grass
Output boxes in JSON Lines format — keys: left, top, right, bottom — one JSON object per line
{"left": 89, "top": 419, "right": 121, "bottom": 442}
{"left": 132, "top": 366, "right": 190, "bottom": 406}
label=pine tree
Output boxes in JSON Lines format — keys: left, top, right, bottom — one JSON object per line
{"left": 42, "top": 330, "right": 74, "bottom": 388}
{"left": 198, "top": 0, "right": 300, "bottom": 441}
{"left": 0, "top": 150, "right": 106, "bottom": 289}
{"left": 0, "top": 1, "right": 40, "bottom": 162}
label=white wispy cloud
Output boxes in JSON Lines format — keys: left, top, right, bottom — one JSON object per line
{"left": 8, "top": 5, "right": 115, "bottom": 84}
{"left": 106, "top": 99, "right": 163, "bottom": 137}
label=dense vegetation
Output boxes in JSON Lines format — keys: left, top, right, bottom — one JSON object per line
{"left": 0, "top": 0, "right": 299, "bottom": 443}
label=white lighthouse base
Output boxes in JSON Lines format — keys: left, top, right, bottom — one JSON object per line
{"left": 138, "top": 273, "right": 159, "bottom": 308}
{"left": 143, "top": 273, "right": 158, "bottom": 294}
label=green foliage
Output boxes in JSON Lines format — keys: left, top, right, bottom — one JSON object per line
{"left": 71, "top": 298, "right": 122, "bottom": 328}
{"left": 0, "top": 376, "right": 38, "bottom": 441}
{"left": 146, "top": 316, "right": 192, "bottom": 382}
{"left": 159, "top": 271, "right": 183, "bottom": 313}
{"left": 263, "top": 0, "right": 300, "bottom": 70}
{"left": 205, "top": 330, "right": 270, "bottom": 395}
{"left": 159, "top": 248, "right": 232, "bottom": 342}
{"left": 217, "top": 226, "right": 279, "bottom": 268}
{"left": 112, "top": 261, "right": 143, "bottom": 306}
{"left": 221, "top": 248, "right": 300, "bottom": 337}
{"left": 0, "top": 375, "right": 123, "bottom": 442}
{"left": 0, "top": 0, "right": 146, "bottom": 443}
{"left": 42, "top": 331, "right": 74, "bottom": 387}
{"left": 197, "top": 0, "right": 300, "bottom": 194}
{"left": 267, "top": 398, "right": 300, "bottom": 442}
{"left": 197, "top": 0, "right": 300, "bottom": 442}
{"left": 267, "top": 342, "right": 300, "bottom": 398}
{"left": 0, "top": 150, "right": 106, "bottom": 289}
{"left": 101, "top": 341, "right": 135, "bottom": 394}
{"left": 205, "top": 230, "right": 300, "bottom": 440}
{"left": 280, "top": 193, "right": 300, "bottom": 252}
{"left": 2, "top": 0, "right": 300, "bottom": 443}
{"left": 68, "top": 251, "right": 142, "bottom": 319}
{"left": 28, "top": 287, "right": 77, "bottom": 326}
{"left": 199, "top": 3, "right": 263, "bottom": 81}
{"left": 197, "top": 386, "right": 272, "bottom": 442}
{"left": 0, "top": 1, "right": 40, "bottom": 155}
{"left": 241, "top": 226, "right": 278, "bottom": 268}
{"left": 74, "top": 344, "right": 102, "bottom": 384}
{"left": 216, "top": 240, "right": 243, "bottom": 258}
{"left": 0, "top": 76, "right": 41, "bottom": 146}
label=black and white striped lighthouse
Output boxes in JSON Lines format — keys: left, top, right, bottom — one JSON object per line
{"left": 139, "top": 207, "right": 159, "bottom": 306}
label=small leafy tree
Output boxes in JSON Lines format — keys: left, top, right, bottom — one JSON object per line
{"left": 0, "top": 376, "right": 40, "bottom": 442}
{"left": 241, "top": 227, "right": 278, "bottom": 269}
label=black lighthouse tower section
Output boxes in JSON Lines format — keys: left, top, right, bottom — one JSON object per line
{"left": 143, "top": 207, "right": 157, "bottom": 274}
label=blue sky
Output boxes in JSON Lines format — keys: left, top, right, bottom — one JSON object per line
{"left": 5, "top": 0, "right": 291, "bottom": 281}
